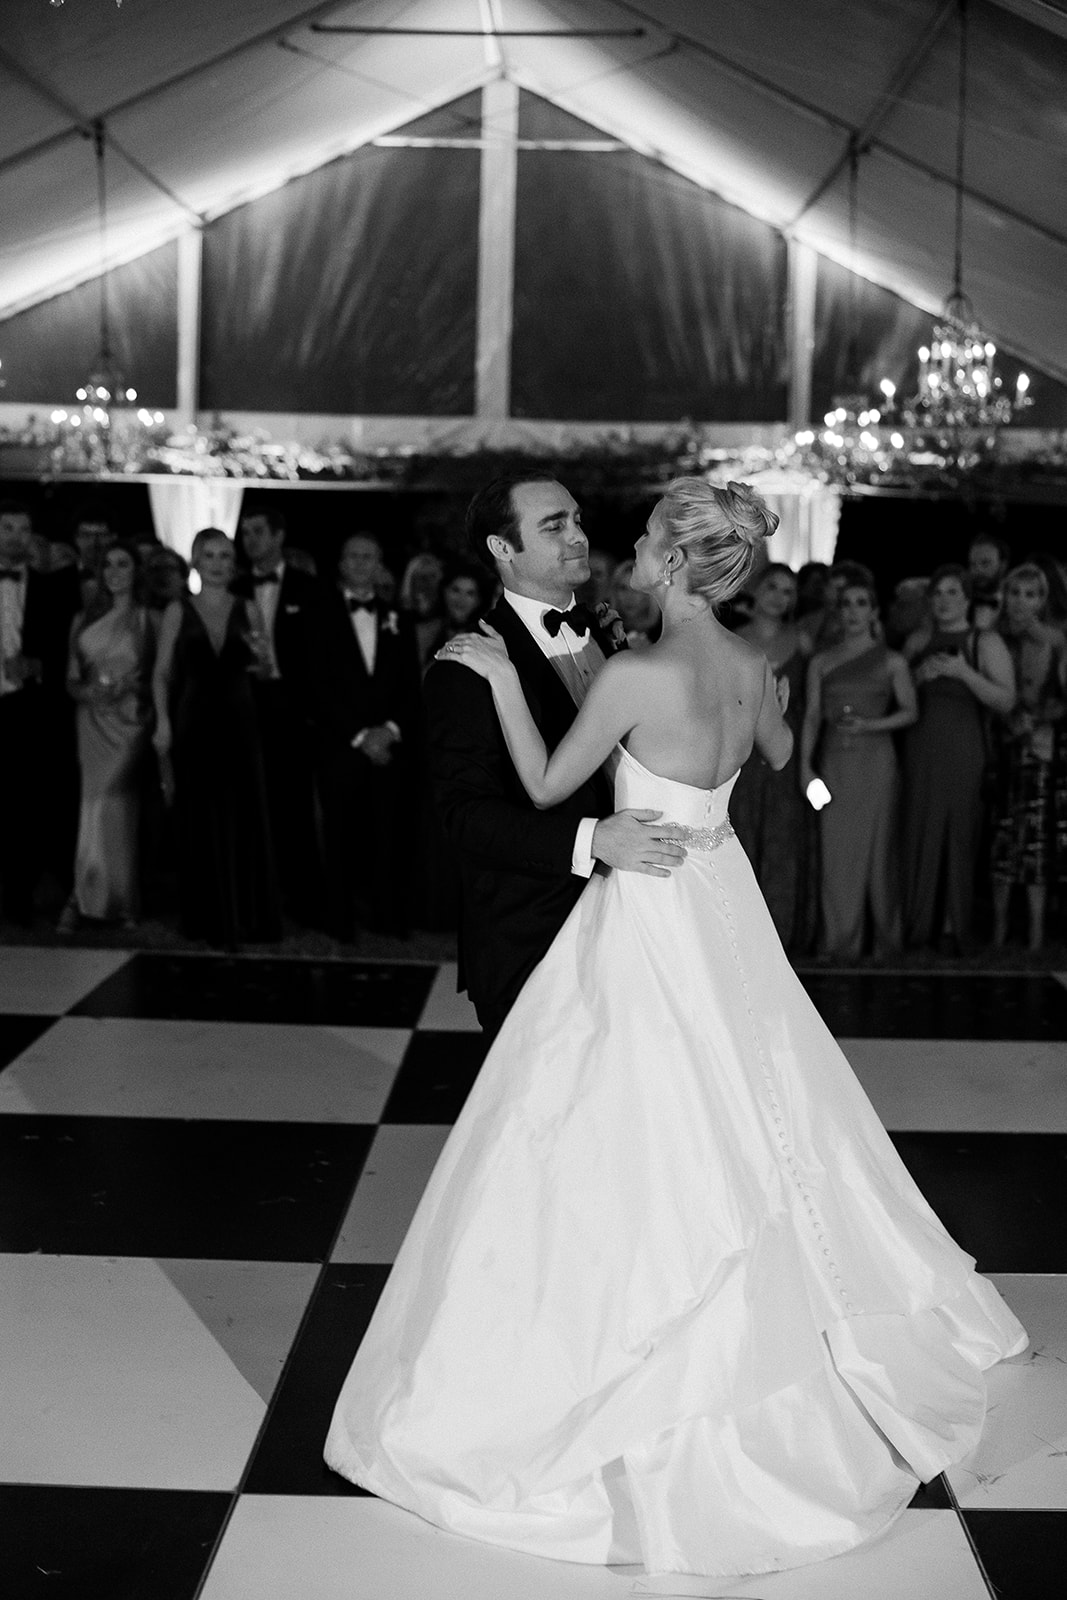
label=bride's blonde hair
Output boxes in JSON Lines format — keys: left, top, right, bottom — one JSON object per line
{"left": 658, "top": 478, "right": 779, "bottom": 608}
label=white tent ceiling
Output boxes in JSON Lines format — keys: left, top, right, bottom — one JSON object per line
{"left": 1, "top": 0, "right": 1064, "bottom": 381}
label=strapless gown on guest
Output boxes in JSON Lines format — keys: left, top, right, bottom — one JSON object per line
{"left": 325, "top": 746, "right": 1026, "bottom": 1580}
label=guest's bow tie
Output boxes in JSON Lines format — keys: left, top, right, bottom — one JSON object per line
{"left": 252, "top": 572, "right": 280, "bottom": 586}
{"left": 0, "top": 568, "right": 25, "bottom": 582}
{"left": 542, "top": 603, "right": 595, "bottom": 639}
{"left": 346, "top": 597, "right": 376, "bottom": 615}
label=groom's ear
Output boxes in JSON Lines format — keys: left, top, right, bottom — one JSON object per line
{"left": 487, "top": 535, "right": 513, "bottom": 566}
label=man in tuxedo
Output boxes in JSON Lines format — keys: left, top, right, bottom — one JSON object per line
{"left": 315, "top": 533, "right": 422, "bottom": 941}
{"left": 237, "top": 504, "right": 325, "bottom": 926}
{"left": 0, "top": 501, "right": 80, "bottom": 923}
{"left": 425, "top": 474, "right": 687, "bottom": 1038}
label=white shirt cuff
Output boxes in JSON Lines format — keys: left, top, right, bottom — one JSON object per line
{"left": 571, "top": 816, "right": 598, "bottom": 878}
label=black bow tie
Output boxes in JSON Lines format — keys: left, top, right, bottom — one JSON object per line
{"left": 543, "top": 604, "right": 595, "bottom": 639}
{"left": 252, "top": 571, "right": 280, "bottom": 586}
{"left": 347, "top": 597, "right": 376, "bottom": 615}
{"left": 0, "top": 568, "right": 25, "bottom": 582}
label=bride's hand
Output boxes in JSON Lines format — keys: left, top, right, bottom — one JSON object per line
{"left": 435, "top": 623, "right": 513, "bottom": 681}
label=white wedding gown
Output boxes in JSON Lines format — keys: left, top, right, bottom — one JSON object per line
{"left": 325, "top": 746, "right": 1027, "bottom": 1579}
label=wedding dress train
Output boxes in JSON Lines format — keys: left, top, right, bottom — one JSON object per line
{"left": 325, "top": 745, "right": 1026, "bottom": 1578}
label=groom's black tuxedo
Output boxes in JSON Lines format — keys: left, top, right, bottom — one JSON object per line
{"left": 424, "top": 595, "right": 619, "bottom": 1034}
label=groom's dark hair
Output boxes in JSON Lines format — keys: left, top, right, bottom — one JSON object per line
{"left": 465, "top": 472, "right": 559, "bottom": 574}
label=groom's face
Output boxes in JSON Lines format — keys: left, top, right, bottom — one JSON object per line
{"left": 502, "top": 481, "right": 590, "bottom": 603}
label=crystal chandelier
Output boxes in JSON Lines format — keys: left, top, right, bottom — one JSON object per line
{"left": 901, "top": 0, "right": 1030, "bottom": 432}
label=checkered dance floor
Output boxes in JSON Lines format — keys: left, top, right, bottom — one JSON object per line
{"left": 2, "top": 947, "right": 1066, "bottom": 1599}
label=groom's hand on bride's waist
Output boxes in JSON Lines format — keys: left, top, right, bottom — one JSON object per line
{"left": 591, "top": 810, "right": 687, "bottom": 878}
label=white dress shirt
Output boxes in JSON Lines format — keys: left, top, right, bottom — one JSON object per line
{"left": 503, "top": 590, "right": 607, "bottom": 879}
{"left": 345, "top": 592, "right": 378, "bottom": 676}
{"left": 0, "top": 566, "right": 28, "bottom": 697}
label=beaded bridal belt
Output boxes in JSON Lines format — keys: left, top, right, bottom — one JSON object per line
{"left": 672, "top": 819, "right": 736, "bottom": 854}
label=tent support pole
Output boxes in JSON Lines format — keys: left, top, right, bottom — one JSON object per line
{"left": 786, "top": 239, "right": 817, "bottom": 433}
{"left": 475, "top": 77, "right": 519, "bottom": 421}
{"left": 176, "top": 226, "right": 203, "bottom": 426}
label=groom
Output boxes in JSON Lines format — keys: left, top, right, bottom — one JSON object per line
{"left": 424, "top": 473, "right": 686, "bottom": 1038}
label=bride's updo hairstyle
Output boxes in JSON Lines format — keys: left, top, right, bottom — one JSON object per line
{"left": 659, "top": 478, "right": 779, "bottom": 609}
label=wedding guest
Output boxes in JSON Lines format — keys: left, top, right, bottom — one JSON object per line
{"left": 1023, "top": 550, "right": 1067, "bottom": 630}
{"left": 315, "top": 532, "right": 422, "bottom": 941}
{"left": 610, "top": 558, "right": 659, "bottom": 647}
{"left": 428, "top": 563, "right": 492, "bottom": 658}
{"left": 990, "top": 563, "right": 1067, "bottom": 951}
{"left": 885, "top": 576, "right": 931, "bottom": 649}
{"left": 71, "top": 512, "right": 116, "bottom": 608}
{"left": 59, "top": 543, "right": 153, "bottom": 932}
{"left": 802, "top": 581, "right": 917, "bottom": 960}
{"left": 968, "top": 533, "right": 1009, "bottom": 595}
{"left": 0, "top": 500, "right": 80, "bottom": 924}
{"left": 236, "top": 503, "right": 326, "bottom": 926}
{"left": 576, "top": 548, "right": 617, "bottom": 608}
{"left": 144, "top": 546, "right": 189, "bottom": 613}
{"left": 902, "top": 565, "right": 1015, "bottom": 951}
{"left": 399, "top": 552, "right": 445, "bottom": 669}
{"left": 730, "top": 564, "right": 816, "bottom": 952}
{"left": 799, "top": 559, "right": 876, "bottom": 652}
{"left": 153, "top": 528, "right": 281, "bottom": 947}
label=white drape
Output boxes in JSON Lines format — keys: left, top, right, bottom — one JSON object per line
{"left": 147, "top": 477, "right": 245, "bottom": 562}
{"left": 750, "top": 471, "right": 841, "bottom": 570}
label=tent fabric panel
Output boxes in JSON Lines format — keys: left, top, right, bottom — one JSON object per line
{"left": 511, "top": 147, "right": 788, "bottom": 422}
{"left": 0, "top": 241, "right": 178, "bottom": 408}
{"left": 199, "top": 142, "right": 479, "bottom": 415}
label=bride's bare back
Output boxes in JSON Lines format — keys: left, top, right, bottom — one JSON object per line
{"left": 620, "top": 618, "right": 787, "bottom": 790}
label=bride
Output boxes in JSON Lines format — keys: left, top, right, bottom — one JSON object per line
{"left": 325, "top": 478, "right": 1026, "bottom": 1581}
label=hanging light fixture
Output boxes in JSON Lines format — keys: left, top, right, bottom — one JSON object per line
{"left": 800, "top": 138, "right": 892, "bottom": 485}
{"left": 902, "top": 0, "right": 1030, "bottom": 431}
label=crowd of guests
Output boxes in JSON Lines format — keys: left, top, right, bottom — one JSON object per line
{"left": 0, "top": 494, "right": 1064, "bottom": 957}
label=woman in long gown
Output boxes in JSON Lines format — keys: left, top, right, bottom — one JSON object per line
{"left": 990, "top": 562, "right": 1067, "bottom": 950}
{"left": 902, "top": 566, "right": 1015, "bottom": 950}
{"left": 60, "top": 542, "right": 153, "bottom": 930}
{"left": 730, "top": 563, "right": 816, "bottom": 953}
{"left": 801, "top": 580, "right": 917, "bottom": 960}
{"left": 325, "top": 481, "right": 1026, "bottom": 1582}
{"left": 152, "top": 528, "right": 281, "bottom": 948}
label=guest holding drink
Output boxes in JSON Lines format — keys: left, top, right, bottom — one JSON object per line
{"left": 802, "top": 581, "right": 917, "bottom": 959}
{"left": 731, "top": 563, "right": 816, "bottom": 952}
{"left": 59, "top": 543, "right": 153, "bottom": 931}
{"left": 990, "top": 563, "right": 1067, "bottom": 951}
{"left": 152, "top": 528, "right": 281, "bottom": 947}
{"left": 902, "top": 565, "right": 1014, "bottom": 951}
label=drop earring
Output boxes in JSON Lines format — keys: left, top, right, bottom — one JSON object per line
{"left": 663, "top": 561, "right": 673, "bottom": 587}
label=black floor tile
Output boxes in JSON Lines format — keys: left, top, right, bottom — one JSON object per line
{"left": 891, "top": 1132, "right": 1067, "bottom": 1271}
{"left": 243, "top": 1263, "right": 390, "bottom": 1495}
{"left": 908, "top": 1473, "right": 952, "bottom": 1510}
{"left": 0, "top": 1116, "right": 373, "bottom": 1260}
{"left": 381, "top": 1031, "right": 490, "bottom": 1124}
{"left": 961, "top": 1509, "right": 1067, "bottom": 1600}
{"left": 70, "top": 953, "right": 436, "bottom": 1027}
{"left": 800, "top": 973, "right": 1067, "bottom": 1039}
{"left": 0, "top": 1015, "right": 55, "bottom": 1072}
{"left": 0, "top": 1484, "right": 230, "bottom": 1600}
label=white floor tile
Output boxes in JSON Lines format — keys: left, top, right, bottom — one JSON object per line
{"left": 330, "top": 1123, "right": 451, "bottom": 1263}
{"left": 200, "top": 1499, "right": 985, "bottom": 1600}
{"left": 0, "top": 1253, "right": 266, "bottom": 1489}
{"left": 842, "top": 1037, "right": 1067, "bottom": 1131}
{"left": 0, "top": 946, "right": 132, "bottom": 1015}
{"left": 157, "top": 1258, "right": 319, "bottom": 1405}
{"left": 948, "top": 1272, "right": 1067, "bottom": 1508}
{"left": 0, "top": 1018, "right": 408, "bottom": 1121}
{"left": 418, "top": 962, "right": 480, "bottom": 1031}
